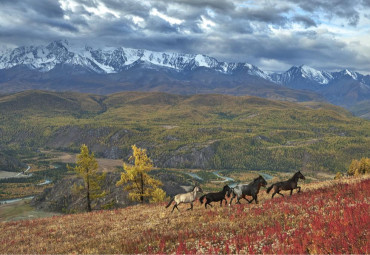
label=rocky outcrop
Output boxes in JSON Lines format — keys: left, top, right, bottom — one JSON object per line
{"left": 45, "top": 126, "right": 132, "bottom": 159}
{"left": 161, "top": 144, "right": 216, "bottom": 169}
{"left": 0, "top": 149, "right": 26, "bottom": 172}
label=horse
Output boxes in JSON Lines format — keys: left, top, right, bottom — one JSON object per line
{"left": 199, "top": 185, "right": 232, "bottom": 208}
{"left": 229, "top": 175, "right": 267, "bottom": 205}
{"left": 165, "top": 186, "right": 203, "bottom": 213}
{"left": 266, "top": 171, "right": 305, "bottom": 198}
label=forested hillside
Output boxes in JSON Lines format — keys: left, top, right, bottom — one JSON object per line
{"left": 0, "top": 90, "right": 369, "bottom": 173}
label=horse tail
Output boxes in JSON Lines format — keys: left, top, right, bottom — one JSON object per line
{"left": 266, "top": 185, "right": 274, "bottom": 194}
{"left": 165, "top": 197, "right": 174, "bottom": 208}
{"left": 199, "top": 194, "right": 206, "bottom": 204}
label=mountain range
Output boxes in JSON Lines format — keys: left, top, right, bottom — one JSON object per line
{"left": 0, "top": 39, "right": 369, "bottom": 110}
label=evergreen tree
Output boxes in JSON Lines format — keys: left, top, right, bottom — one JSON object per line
{"left": 68, "top": 144, "right": 106, "bottom": 212}
{"left": 116, "top": 145, "right": 166, "bottom": 203}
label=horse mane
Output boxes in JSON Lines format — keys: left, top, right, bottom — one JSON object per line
{"left": 290, "top": 171, "right": 301, "bottom": 180}
{"left": 252, "top": 176, "right": 262, "bottom": 182}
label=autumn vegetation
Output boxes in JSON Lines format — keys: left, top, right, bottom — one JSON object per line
{"left": 68, "top": 145, "right": 106, "bottom": 212}
{"left": 1, "top": 176, "right": 368, "bottom": 254}
{"left": 116, "top": 145, "right": 166, "bottom": 203}
{"left": 0, "top": 91, "right": 369, "bottom": 173}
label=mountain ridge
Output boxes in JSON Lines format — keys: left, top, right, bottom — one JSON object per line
{"left": 0, "top": 40, "right": 369, "bottom": 110}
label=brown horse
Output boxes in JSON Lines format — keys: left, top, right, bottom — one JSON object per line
{"left": 266, "top": 171, "right": 305, "bottom": 198}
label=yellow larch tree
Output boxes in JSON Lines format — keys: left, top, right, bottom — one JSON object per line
{"left": 68, "top": 144, "right": 106, "bottom": 212}
{"left": 348, "top": 157, "right": 370, "bottom": 176}
{"left": 116, "top": 145, "right": 166, "bottom": 203}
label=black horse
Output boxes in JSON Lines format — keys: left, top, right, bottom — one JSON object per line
{"left": 229, "top": 175, "right": 267, "bottom": 205}
{"left": 266, "top": 171, "right": 305, "bottom": 198}
{"left": 199, "top": 185, "right": 231, "bottom": 208}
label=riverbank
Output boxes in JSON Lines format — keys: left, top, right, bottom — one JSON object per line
{"left": 0, "top": 199, "right": 60, "bottom": 222}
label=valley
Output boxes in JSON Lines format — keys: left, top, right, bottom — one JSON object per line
{"left": 1, "top": 90, "right": 367, "bottom": 219}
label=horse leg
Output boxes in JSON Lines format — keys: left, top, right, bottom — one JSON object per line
{"left": 253, "top": 195, "right": 258, "bottom": 204}
{"left": 277, "top": 191, "right": 284, "bottom": 197}
{"left": 229, "top": 193, "right": 236, "bottom": 206}
{"left": 171, "top": 203, "right": 178, "bottom": 213}
{"left": 297, "top": 186, "right": 301, "bottom": 193}
{"left": 220, "top": 200, "right": 223, "bottom": 207}
{"left": 187, "top": 202, "right": 193, "bottom": 211}
{"left": 290, "top": 189, "right": 293, "bottom": 196}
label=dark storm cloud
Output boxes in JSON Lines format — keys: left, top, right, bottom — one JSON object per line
{"left": 0, "top": 0, "right": 64, "bottom": 18}
{"left": 234, "top": 6, "right": 290, "bottom": 26}
{"left": 0, "top": 0, "right": 370, "bottom": 73}
{"left": 293, "top": 15, "right": 317, "bottom": 28}
{"left": 160, "top": 0, "right": 235, "bottom": 11}
{"left": 288, "top": 0, "right": 362, "bottom": 26}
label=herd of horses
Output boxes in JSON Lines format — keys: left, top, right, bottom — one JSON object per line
{"left": 166, "top": 171, "right": 306, "bottom": 212}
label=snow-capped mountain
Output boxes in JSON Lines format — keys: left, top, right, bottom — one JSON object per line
{"left": 0, "top": 39, "right": 269, "bottom": 79}
{"left": 271, "top": 65, "right": 333, "bottom": 87}
{"left": 0, "top": 40, "right": 369, "bottom": 109}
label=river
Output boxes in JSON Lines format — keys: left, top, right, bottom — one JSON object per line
{"left": 0, "top": 196, "right": 34, "bottom": 205}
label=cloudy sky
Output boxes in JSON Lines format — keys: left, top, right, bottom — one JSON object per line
{"left": 1, "top": 0, "right": 370, "bottom": 73}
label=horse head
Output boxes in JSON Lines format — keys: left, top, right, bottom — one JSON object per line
{"left": 258, "top": 175, "right": 268, "bottom": 187}
{"left": 193, "top": 186, "right": 203, "bottom": 193}
{"left": 296, "top": 171, "right": 306, "bottom": 180}
{"left": 223, "top": 185, "right": 231, "bottom": 191}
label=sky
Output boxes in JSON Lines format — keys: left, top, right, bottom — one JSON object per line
{"left": 0, "top": 0, "right": 370, "bottom": 74}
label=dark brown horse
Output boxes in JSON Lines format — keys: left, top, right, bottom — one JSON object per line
{"left": 199, "top": 185, "right": 231, "bottom": 208}
{"left": 266, "top": 171, "right": 305, "bottom": 198}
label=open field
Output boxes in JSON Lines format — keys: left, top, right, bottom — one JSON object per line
{"left": 0, "top": 199, "right": 60, "bottom": 222}
{"left": 43, "top": 150, "right": 123, "bottom": 172}
{"left": 1, "top": 175, "right": 368, "bottom": 254}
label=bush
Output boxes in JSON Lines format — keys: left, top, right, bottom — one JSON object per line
{"left": 347, "top": 157, "right": 370, "bottom": 176}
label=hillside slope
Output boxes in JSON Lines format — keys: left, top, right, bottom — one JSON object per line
{"left": 0, "top": 90, "right": 369, "bottom": 172}
{"left": 1, "top": 176, "right": 368, "bottom": 254}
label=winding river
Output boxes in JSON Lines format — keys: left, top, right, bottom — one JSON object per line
{"left": 185, "top": 170, "right": 274, "bottom": 188}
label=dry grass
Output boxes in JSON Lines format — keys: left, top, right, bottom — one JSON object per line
{"left": 0, "top": 175, "right": 368, "bottom": 254}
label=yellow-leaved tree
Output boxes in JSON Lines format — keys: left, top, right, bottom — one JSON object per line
{"left": 68, "top": 144, "right": 106, "bottom": 212}
{"left": 116, "top": 145, "right": 166, "bottom": 203}
{"left": 348, "top": 157, "right": 370, "bottom": 176}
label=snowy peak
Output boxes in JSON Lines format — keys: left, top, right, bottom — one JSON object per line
{"left": 299, "top": 65, "right": 333, "bottom": 84}
{"left": 0, "top": 40, "right": 269, "bottom": 78}
{"left": 276, "top": 65, "right": 333, "bottom": 85}
{"left": 332, "top": 69, "right": 360, "bottom": 80}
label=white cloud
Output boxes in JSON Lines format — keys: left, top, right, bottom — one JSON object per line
{"left": 149, "top": 8, "right": 184, "bottom": 25}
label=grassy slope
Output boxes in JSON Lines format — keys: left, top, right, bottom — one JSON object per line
{"left": 0, "top": 176, "right": 368, "bottom": 254}
{"left": 0, "top": 90, "right": 369, "bottom": 172}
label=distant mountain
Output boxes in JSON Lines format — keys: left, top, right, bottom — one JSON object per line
{"left": 0, "top": 40, "right": 369, "bottom": 110}
{"left": 0, "top": 39, "right": 270, "bottom": 78}
{"left": 270, "top": 65, "right": 370, "bottom": 107}
{"left": 270, "top": 65, "right": 333, "bottom": 89}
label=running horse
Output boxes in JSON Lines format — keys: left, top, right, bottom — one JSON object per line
{"left": 229, "top": 175, "right": 267, "bottom": 205}
{"left": 165, "top": 186, "right": 202, "bottom": 212}
{"left": 199, "top": 185, "right": 232, "bottom": 208}
{"left": 266, "top": 171, "right": 305, "bottom": 198}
